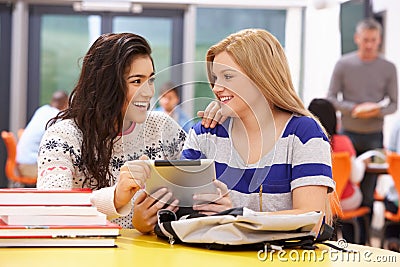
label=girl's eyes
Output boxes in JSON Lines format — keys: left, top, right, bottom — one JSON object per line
{"left": 148, "top": 76, "right": 156, "bottom": 85}
{"left": 131, "top": 79, "right": 141, "bottom": 84}
{"left": 130, "top": 76, "right": 156, "bottom": 85}
{"left": 224, "top": 74, "right": 233, "bottom": 80}
{"left": 212, "top": 74, "right": 233, "bottom": 81}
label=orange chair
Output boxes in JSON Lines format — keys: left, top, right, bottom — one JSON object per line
{"left": 331, "top": 151, "right": 370, "bottom": 244}
{"left": 380, "top": 152, "right": 400, "bottom": 248}
{"left": 1, "top": 131, "right": 37, "bottom": 186}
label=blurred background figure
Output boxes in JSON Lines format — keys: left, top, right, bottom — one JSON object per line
{"left": 374, "top": 118, "right": 400, "bottom": 252}
{"left": 327, "top": 18, "right": 398, "bottom": 231}
{"left": 309, "top": 98, "right": 366, "bottom": 211}
{"left": 16, "top": 90, "right": 69, "bottom": 177}
{"left": 308, "top": 98, "right": 368, "bottom": 244}
{"left": 156, "top": 81, "right": 193, "bottom": 132}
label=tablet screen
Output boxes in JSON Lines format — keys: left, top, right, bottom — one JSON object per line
{"left": 143, "top": 159, "right": 218, "bottom": 207}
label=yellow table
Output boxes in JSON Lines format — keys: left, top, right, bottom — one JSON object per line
{"left": 1, "top": 229, "right": 399, "bottom": 267}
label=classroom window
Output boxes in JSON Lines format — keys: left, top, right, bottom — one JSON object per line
{"left": 194, "top": 8, "right": 286, "bottom": 112}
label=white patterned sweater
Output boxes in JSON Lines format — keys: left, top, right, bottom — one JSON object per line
{"left": 37, "top": 111, "right": 186, "bottom": 228}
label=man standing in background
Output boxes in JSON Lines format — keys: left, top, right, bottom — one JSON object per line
{"left": 327, "top": 18, "right": 398, "bottom": 244}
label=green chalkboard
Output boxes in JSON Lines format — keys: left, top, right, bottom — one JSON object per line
{"left": 340, "top": 0, "right": 368, "bottom": 55}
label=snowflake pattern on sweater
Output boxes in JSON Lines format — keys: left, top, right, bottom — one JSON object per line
{"left": 37, "top": 111, "right": 186, "bottom": 228}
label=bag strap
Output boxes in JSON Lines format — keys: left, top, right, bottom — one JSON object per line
{"left": 316, "top": 223, "right": 334, "bottom": 242}
{"left": 319, "top": 241, "right": 351, "bottom": 252}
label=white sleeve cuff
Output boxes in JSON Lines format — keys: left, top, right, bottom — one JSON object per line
{"left": 90, "top": 185, "right": 133, "bottom": 221}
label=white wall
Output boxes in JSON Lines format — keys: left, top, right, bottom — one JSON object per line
{"left": 372, "top": 0, "right": 400, "bottom": 147}
{"left": 285, "top": 7, "right": 304, "bottom": 95}
{"left": 303, "top": 2, "right": 341, "bottom": 107}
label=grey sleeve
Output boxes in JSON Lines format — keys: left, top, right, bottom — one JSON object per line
{"left": 380, "top": 63, "right": 398, "bottom": 116}
{"left": 327, "top": 61, "right": 356, "bottom": 115}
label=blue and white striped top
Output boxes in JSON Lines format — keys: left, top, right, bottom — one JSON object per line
{"left": 182, "top": 115, "right": 335, "bottom": 212}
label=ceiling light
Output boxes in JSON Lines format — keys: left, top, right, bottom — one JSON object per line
{"left": 73, "top": 1, "right": 143, "bottom": 13}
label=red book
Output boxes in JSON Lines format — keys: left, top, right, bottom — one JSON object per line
{"left": 0, "top": 188, "right": 92, "bottom": 206}
{"left": 0, "top": 219, "right": 121, "bottom": 238}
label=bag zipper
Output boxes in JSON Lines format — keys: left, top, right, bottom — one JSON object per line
{"left": 159, "top": 223, "right": 175, "bottom": 245}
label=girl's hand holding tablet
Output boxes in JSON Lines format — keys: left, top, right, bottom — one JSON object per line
{"left": 114, "top": 155, "right": 150, "bottom": 210}
{"left": 192, "top": 180, "right": 232, "bottom": 215}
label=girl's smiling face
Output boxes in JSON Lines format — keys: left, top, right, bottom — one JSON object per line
{"left": 211, "top": 51, "right": 264, "bottom": 118}
{"left": 123, "top": 55, "right": 155, "bottom": 124}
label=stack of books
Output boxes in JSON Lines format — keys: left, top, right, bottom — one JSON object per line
{"left": 0, "top": 188, "right": 121, "bottom": 247}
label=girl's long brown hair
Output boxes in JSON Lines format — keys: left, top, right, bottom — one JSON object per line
{"left": 49, "top": 33, "right": 153, "bottom": 189}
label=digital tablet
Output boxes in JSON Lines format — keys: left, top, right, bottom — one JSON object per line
{"left": 140, "top": 159, "right": 218, "bottom": 207}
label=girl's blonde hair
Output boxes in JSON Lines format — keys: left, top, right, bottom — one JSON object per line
{"left": 206, "top": 28, "right": 334, "bottom": 224}
{"left": 206, "top": 28, "right": 314, "bottom": 118}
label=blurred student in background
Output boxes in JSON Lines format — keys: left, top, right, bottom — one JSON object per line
{"left": 16, "top": 90, "right": 69, "bottom": 177}
{"left": 308, "top": 98, "right": 369, "bottom": 244}
{"left": 155, "top": 81, "right": 193, "bottom": 132}
{"left": 379, "top": 121, "right": 400, "bottom": 252}
{"left": 308, "top": 98, "right": 366, "bottom": 211}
